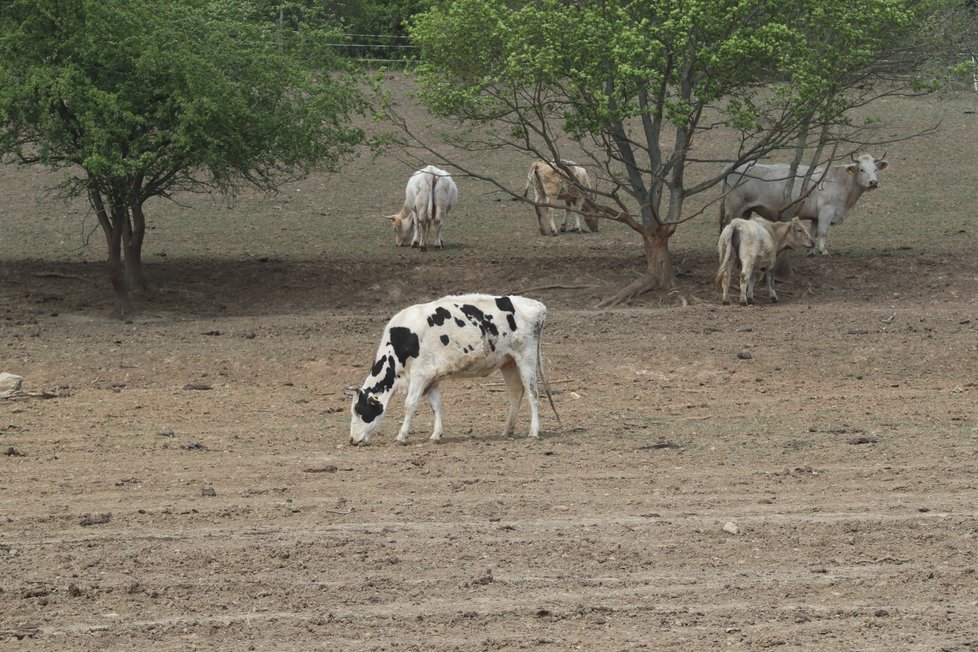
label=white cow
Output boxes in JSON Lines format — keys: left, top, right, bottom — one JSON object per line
{"left": 388, "top": 165, "right": 459, "bottom": 251}
{"left": 720, "top": 153, "right": 888, "bottom": 255}
{"left": 716, "top": 216, "right": 815, "bottom": 306}
{"left": 522, "top": 160, "right": 599, "bottom": 235}
{"left": 350, "top": 294, "right": 558, "bottom": 445}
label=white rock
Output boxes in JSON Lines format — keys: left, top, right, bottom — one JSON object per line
{"left": 0, "top": 372, "right": 23, "bottom": 398}
{"left": 722, "top": 521, "right": 740, "bottom": 535}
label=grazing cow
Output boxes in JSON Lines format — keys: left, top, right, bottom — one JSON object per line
{"left": 715, "top": 216, "right": 815, "bottom": 306}
{"left": 720, "top": 153, "right": 888, "bottom": 255}
{"left": 522, "top": 160, "right": 599, "bottom": 236}
{"left": 350, "top": 294, "right": 558, "bottom": 445}
{"left": 388, "top": 165, "right": 459, "bottom": 250}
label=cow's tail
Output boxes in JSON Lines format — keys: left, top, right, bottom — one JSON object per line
{"left": 715, "top": 225, "right": 740, "bottom": 287}
{"left": 715, "top": 227, "right": 731, "bottom": 286}
{"left": 536, "top": 322, "right": 561, "bottom": 431}
{"left": 428, "top": 171, "right": 437, "bottom": 224}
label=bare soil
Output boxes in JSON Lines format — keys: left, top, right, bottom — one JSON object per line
{"left": 2, "top": 81, "right": 978, "bottom": 650}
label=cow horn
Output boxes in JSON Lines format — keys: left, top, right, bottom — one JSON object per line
{"left": 879, "top": 150, "right": 887, "bottom": 161}
{"left": 849, "top": 152, "right": 858, "bottom": 162}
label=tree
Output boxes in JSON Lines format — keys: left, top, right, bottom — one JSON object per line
{"left": 401, "top": 0, "right": 967, "bottom": 305}
{"left": 0, "top": 0, "right": 364, "bottom": 313}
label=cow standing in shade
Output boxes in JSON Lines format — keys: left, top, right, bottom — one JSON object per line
{"left": 350, "top": 294, "right": 557, "bottom": 445}
{"left": 388, "top": 165, "right": 459, "bottom": 250}
{"left": 720, "top": 153, "right": 888, "bottom": 255}
{"left": 716, "top": 216, "right": 815, "bottom": 305}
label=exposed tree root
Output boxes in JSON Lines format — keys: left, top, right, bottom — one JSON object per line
{"left": 596, "top": 274, "right": 660, "bottom": 308}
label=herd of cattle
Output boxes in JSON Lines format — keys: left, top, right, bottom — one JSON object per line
{"left": 358, "top": 153, "right": 890, "bottom": 444}
{"left": 386, "top": 154, "right": 888, "bottom": 304}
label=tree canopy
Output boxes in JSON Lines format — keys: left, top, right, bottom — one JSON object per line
{"left": 406, "top": 0, "right": 969, "bottom": 304}
{"left": 0, "top": 0, "right": 364, "bottom": 312}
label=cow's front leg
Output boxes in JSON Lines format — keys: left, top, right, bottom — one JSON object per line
{"left": 426, "top": 383, "right": 443, "bottom": 442}
{"left": 811, "top": 216, "right": 831, "bottom": 256}
{"left": 547, "top": 207, "right": 558, "bottom": 237}
{"left": 396, "top": 380, "right": 428, "bottom": 444}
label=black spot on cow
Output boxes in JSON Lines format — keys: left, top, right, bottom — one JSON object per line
{"left": 495, "top": 296, "right": 518, "bottom": 331}
{"left": 455, "top": 318, "right": 465, "bottom": 328}
{"left": 388, "top": 326, "right": 420, "bottom": 365}
{"left": 354, "top": 391, "right": 384, "bottom": 423}
{"left": 367, "top": 356, "right": 396, "bottom": 394}
{"left": 370, "top": 355, "right": 386, "bottom": 377}
{"left": 459, "top": 304, "right": 499, "bottom": 337}
{"left": 440, "top": 334, "right": 450, "bottom": 345}
{"left": 427, "top": 306, "right": 452, "bottom": 327}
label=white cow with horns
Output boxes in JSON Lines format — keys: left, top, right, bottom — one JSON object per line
{"left": 350, "top": 294, "right": 558, "bottom": 445}
{"left": 720, "top": 153, "right": 888, "bottom": 255}
{"left": 388, "top": 165, "right": 459, "bottom": 250}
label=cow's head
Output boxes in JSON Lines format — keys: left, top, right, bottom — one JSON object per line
{"left": 389, "top": 214, "right": 414, "bottom": 247}
{"left": 350, "top": 389, "right": 385, "bottom": 445}
{"left": 846, "top": 152, "right": 888, "bottom": 190}
{"left": 784, "top": 217, "right": 815, "bottom": 250}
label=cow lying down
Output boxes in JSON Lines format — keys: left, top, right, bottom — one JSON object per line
{"left": 350, "top": 294, "right": 558, "bottom": 445}
{"left": 716, "top": 216, "right": 814, "bottom": 305}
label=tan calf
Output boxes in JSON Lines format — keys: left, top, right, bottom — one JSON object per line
{"left": 716, "top": 216, "right": 814, "bottom": 305}
{"left": 522, "top": 160, "right": 599, "bottom": 235}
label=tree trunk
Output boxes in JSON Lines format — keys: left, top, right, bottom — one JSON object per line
{"left": 90, "top": 188, "right": 130, "bottom": 314}
{"left": 107, "top": 210, "right": 131, "bottom": 315}
{"left": 597, "top": 224, "right": 676, "bottom": 307}
{"left": 124, "top": 203, "right": 147, "bottom": 292}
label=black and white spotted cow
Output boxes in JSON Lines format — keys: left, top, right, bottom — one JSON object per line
{"left": 350, "top": 294, "right": 556, "bottom": 445}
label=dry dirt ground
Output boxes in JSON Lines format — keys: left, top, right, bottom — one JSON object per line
{"left": 2, "top": 81, "right": 978, "bottom": 650}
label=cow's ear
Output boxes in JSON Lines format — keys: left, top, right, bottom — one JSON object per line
{"left": 368, "top": 395, "right": 380, "bottom": 406}
{"left": 386, "top": 215, "right": 397, "bottom": 222}
{"left": 875, "top": 160, "right": 888, "bottom": 171}
{"left": 846, "top": 165, "right": 857, "bottom": 175}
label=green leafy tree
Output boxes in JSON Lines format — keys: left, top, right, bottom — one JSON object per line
{"left": 0, "top": 0, "right": 364, "bottom": 312}
{"left": 404, "top": 0, "right": 967, "bottom": 305}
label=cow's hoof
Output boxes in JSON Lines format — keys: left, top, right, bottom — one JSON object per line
{"left": 722, "top": 299, "right": 730, "bottom": 305}
{"left": 770, "top": 296, "right": 779, "bottom": 303}
{"left": 395, "top": 437, "right": 409, "bottom": 446}
{"left": 430, "top": 436, "right": 443, "bottom": 444}
{"left": 419, "top": 246, "right": 427, "bottom": 252}
{"left": 411, "top": 242, "right": 419, "bottom": 249}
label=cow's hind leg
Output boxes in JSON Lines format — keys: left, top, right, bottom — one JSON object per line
{"left": 499, "top": 360, "right": 524, "bottom": 437}
{"left": 513, "top": 356, "right": 541, "bottom": 438}
{"left": 534, "top": 205, "right": 551, "bottom": 236}
{"left": 765, "top": 269, "right": 779, "bottom": 302}
{"left": 739, "top": 268, "right": 751, "bottom": 306}
{"left": 426, "top": 383, "right": 444, "bottom": 442}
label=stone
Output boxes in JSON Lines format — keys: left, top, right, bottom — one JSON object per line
{"left": 0, "top": 372, "right": 23, "bottom": 398}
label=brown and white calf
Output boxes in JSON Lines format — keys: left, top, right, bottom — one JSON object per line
{"left": 522, "top": 160, "right": 599, "bottom": 235}
{"left": 716, "top": 216, "right": 814, "bottom": 305}
{"left": 389, "top": 165, "right": 459, "bottom": 250}
{"left": 350, "top": 294, "right": 558, "bottom": 445}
